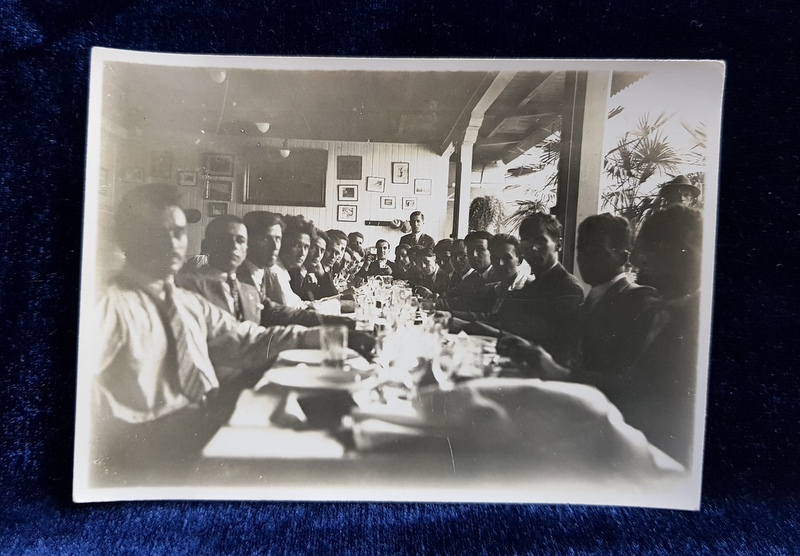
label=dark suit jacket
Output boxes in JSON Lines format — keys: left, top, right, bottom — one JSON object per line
{"left": 399, "top": 232, "right": 435, "bottom": 249}
{"left": 437, "top": 269, "right": 492, "bottom": 312}
{"left": 575, "top": 276, "right": 660, "bottom": 376}
{"left": 176, "top": 267, "right": 262, "bottom": 323}
{"left": 492, "top": 263, "right": 585, "bottom": 363}
{"left": 582, "top": 291, "right": 700, "bottom": 467}
{"left": 366, "top": 260, "right": 395, "bottom": 277}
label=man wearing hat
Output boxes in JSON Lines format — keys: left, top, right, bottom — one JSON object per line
{"left": 659, "top": 175, "right": 701, "bottom": 207}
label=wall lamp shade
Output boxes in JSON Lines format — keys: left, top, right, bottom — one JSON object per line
{"left": 280, "top": 140, "right": 291, "bottom": 158}
{"left": 255, "top": 122, "right": 271, "bottom": 133}
{"left": 208, "top": 69, "right": 227, "bottom": 84}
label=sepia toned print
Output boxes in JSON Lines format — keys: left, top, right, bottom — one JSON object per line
{"left": 75, "top": 49, "right": 724, "bottom": 509}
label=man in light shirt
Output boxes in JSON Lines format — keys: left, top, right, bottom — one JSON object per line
{"left": 92, "top": 185, "right": 324, "bottom": 482}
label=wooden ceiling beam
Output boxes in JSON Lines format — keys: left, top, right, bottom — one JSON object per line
{"left": 435, "top": 72, "right": 516, "bottom": 155}
{"left": 500, "top": 113, "right": 562, "bottom": 165}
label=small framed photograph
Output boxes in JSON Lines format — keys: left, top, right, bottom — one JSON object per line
{"left": 205, "top": 153, "right": 234, "bottom": 177}
{"left": 178, "top": 171, "right": 198, "bottom": 187}
{"left": 205, "top": 177, "right": 234, "bottom": 201}
{"left": 401, "top": 196, "right": 417, "bottom": 210}
{"left": 392, "top": 162, "right": 409, "bottom": 184}
{"left": 151, "top": 151, "right": 173, "bottom": 178}
{"left": 208, "top": 202, "right": 228, "bottom": 217}
{"left": 379, "top": 196, "right": 396, "bottom": 209}
{"left": 122, "top": 167, "right": 143, "bottom": 182}
{"left": 337, "top": 184, "right": 358, "bottom": 201}
{"left": 414, "top": 178, "right": 432, "bottom": 195}
{"left": 337, "top": 204, "right": 357, "bottom": 222}
{"left": 366, "top": 176, "right": 386, "bottom": 193}
{"left": 337, "top": 155, "right": 362, "bottom": 180}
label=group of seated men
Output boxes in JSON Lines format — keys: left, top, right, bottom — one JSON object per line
{"left": 91, "top": 182, "right": 703, "bottom": 482}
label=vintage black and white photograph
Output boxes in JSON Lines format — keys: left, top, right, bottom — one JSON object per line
{"left": 337, "top": 204, "right": 357, "bottom": 222}
{"left": 401, "top": 196, "right": 417, "bottom": 210}
{"left": 366, "top": 176, "right": 386, "bottom": 193}
{"left": 205, "top": 153, "right": 234, "bottom": 176}
{"left": 75, "top": 50, "right": 724, "bottom": 509}
{"left": 414, "top": 178, "right": 432, "bottom": 195}
{"left": 178, "top": 171, "right": 197, "bottom": 187}
{"left": 337, "top": 184, "right": 358, "bottom": 202}
{"left": 392, "top": 162, "right": 409, "bottom": 184}
{"left": 204, "top": 177, "right": 234, "bottom": 201}
{"left": 337, "top": 155, "right": 362, "bottom": 180}
{"left": 208, "top": 202, "right": 228, "bottom": 217}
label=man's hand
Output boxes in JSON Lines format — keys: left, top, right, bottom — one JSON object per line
{"left": 496, "top": 334, "right": 570, "bottom": 380}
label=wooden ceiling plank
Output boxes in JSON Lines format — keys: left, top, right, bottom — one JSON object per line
{"left": 500, "top": 113, "right": 561, "bottom": 165}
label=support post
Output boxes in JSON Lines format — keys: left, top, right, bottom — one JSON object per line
{"left": 555, "top": 71, "right": 610, "bottom": 274}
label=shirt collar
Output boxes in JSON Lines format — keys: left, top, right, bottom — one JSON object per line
{"left": 586, "top": 272, "right": 627, "bottom": 304}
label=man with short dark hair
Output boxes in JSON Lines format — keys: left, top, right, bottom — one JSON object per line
{"left": 238, "top": 212, "right": 343, "bottom": 327}
{"left": 176, "top": 215, "right": 261, "bottom": 323}
{"left": 365, "top": 239, "right": 394, "bottom": 277}
{"left": 499, "top": 206, "right": 703, "bottom": 466}
{"left": 92, "top": 185, "right": 325, "bottom": 482}
{"left": 400, "top": 211, "right": 435, "bottom": 249}
{"left": 436, "top": 231, "right": 494, "bottom": 311}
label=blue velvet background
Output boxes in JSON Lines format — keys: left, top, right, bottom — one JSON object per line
{"left": 2, "top": 1, "right": 798, "bottom": 553}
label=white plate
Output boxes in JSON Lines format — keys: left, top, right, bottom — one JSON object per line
{"left": 263, "top": 365, "right": 369, "bottom": 391}
{"left": 278, "top": 348, "right": 361, "bottom": 365}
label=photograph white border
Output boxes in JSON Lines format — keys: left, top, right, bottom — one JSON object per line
{"left": 75, "top": 49, "right": 725, "bottom": 509}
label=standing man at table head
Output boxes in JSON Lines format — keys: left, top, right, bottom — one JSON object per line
{"left": 92, "top": 185, "right": 324, "bottom": 484}
{"left": 177, "top": 215, "right": 262, "bottom": 323}
{"left": 400, "top": 211, "right": 435, "bottom": 249}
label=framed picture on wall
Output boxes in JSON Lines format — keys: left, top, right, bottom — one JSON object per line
{"left": 122, "top": 167, "right": 143, "bottom": 182}
{"left": 208, "top": 202, "right": 228, "bottom": 217}
{"left": 401, "top": 197, "right": 417, "bottom": 210}
{"left": 178, "top": 171, "right": 197, "bottom": 186}
{"left": 414, "top": 178, "right": 432, "bottom": 195}
{"left": 392, "top": 162, "right": 409, "bottom": 184}
{"left": 152, "top": 151, "right": 173, "bottom": 178}
{"left": 379, "top": 196, "right": 396, "bottom": 209}
{"left": 337, "top": 155, "right": 362, "bottom": 180}
{"left": 205, "top": 177, "right": 234, "bottom": 201}
{"left": 205, "top": 153, "right": 234, "bottom": 176}
{"left": 366, "top": 176, "right": 386, "bottom": 193}
{"left": 337, "top": 184, "right": 358, "bottom": 201}
{"left": 337, "top": 204, "right": 357, "bottom": 222}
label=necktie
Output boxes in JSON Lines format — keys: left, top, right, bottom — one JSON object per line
{"left": 162, "top": 282, "right": 207, "bottom": 402}
{"left": 227, "top": 273, "right": 245, "bottom": 321}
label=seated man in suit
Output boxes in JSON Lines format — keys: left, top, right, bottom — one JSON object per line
{"left": 408, "top": 246, "right": 450, "bottom": 296}
{"left": 176, "top": 215, "right": 262, "bottom": 323}
{"left": 458, "top": 214, "right": 584, "bottom": 364}
{"left": 347, "top": 231, "right": 365, "bottom": 260}
{"left": 238, "top": 212, "right": 347, "bottom": 328}
{"left": 436, "top": 231, "right": 494, "bottom": 311}
{"left": 499, "top": 206, "right": 703, "bottom": 467}
{"left": 292, "top": 228, "right": 338, "bottom": 301}
{"left": 365, "top": 239, "right": 395, "bottom": 277}
{"left": 399, "top": 210, "right": 435, "bottom": 249}
{"left": 497, "top": 213, "right": 660, "bottom": 375}
{"left": 91, "top": 185, "right": 325, "bottom": 483}
{"left": 392, "top": 243, "right": 412, "bottom": 280}
{"left": 433, "top": 239, "right": 455, "bottom": 283}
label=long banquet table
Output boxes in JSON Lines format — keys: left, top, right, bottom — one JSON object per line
{"left": 187, "top": 334, "right": 695, "bottom": 508}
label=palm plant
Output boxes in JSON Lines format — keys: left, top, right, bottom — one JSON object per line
{"left": 503, "top": 130, "right": 560, "bottom": 231}
{"left": 601, "top": 112, "right": 681, "bottom": 227}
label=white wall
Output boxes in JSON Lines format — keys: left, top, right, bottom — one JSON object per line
{"left": 99, "top": 127, "right": 451, "bottom": 256}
